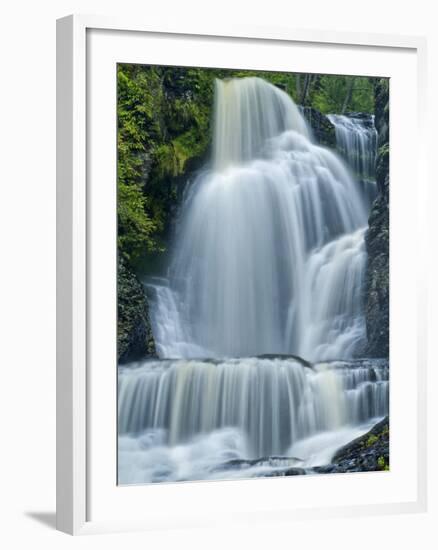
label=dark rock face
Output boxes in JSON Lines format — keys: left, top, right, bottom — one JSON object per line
{"left": 300, "top": 107, "right": 336, "bottom": 148}
{"left": 322, "top": 416, "right": 389, "bottom": 473}
{"left": 118, "top": 257, "right": 157, "bottom": 363}
{"left": 365, "top": 79, "right": 389, "bottom": 357}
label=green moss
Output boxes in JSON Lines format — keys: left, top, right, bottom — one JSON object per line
{"left": 365, "top": 434, "right": 379, "bottom": 447}
{"left": 377, "top": 456, "right": 389, "bottom": 471}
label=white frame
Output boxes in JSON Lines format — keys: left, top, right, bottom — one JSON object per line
{"left": 56, "top": 14, "right": 428, "bottom": 535}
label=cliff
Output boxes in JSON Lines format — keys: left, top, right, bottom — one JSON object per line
{"left": 365, "top": 79, "right": 390, "bottom": 357}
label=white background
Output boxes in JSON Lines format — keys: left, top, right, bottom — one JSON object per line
{"left": 0, "top": 0, "right": 436, "bottom": 548}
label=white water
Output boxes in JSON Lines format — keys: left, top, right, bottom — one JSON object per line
{"left": 213, "top": 78, "right": 310, "bottom": 169}
{"left": 327, "top": 113, "right": 378, "bottom": 207}
{"left": 149, "top": 78, "right": 370, "bottom": 361}
{"left": 119, "top": 77, "right": 385, "bottom": 484}
{"left": 118, "top": 358, "right": 388, "bottom": 483}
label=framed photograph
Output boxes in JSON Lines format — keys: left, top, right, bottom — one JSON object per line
{"left": 57, "top": 15, "right": 427, "bottom": 535}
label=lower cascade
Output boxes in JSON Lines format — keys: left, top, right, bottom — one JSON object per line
{"left": 118, "top": 358, "right": 388, "bottom": 483}
{"left": 119, "top": 77, "right": 387, "bottom": 484}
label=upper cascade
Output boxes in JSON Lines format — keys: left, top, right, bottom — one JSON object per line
{"left": 149, "top": 76, "right": 371, "bottom": 362}
{"left": 327, "top": 113, "right": 377, "bottom": 182}
{"left": 213, "top": 77, "right": 311, "bottom": 169}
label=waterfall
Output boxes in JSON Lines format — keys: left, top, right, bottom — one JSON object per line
{"left": 213, "top": 78, "right": 310, "bottom": 169}
{"left": 118, "top": 77, "right": 384, "bottom": 485}
{"left": 118, "top": 358, "right": 388, "bottom": 483}
{"left": 151, "top": 77, "right": 369, "bottom": 361}
{"left": 327, "top": 113, "right": 378, "bottom": 207}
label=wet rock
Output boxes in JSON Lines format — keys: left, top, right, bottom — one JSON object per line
{"left": 118, "top": 257, "right": 157, "bottom": 362}
{"left": 365, "top": 78, "right": 389, "bottom": 358}
{"left": 300, "top": 107, "right": 336, "bottom": 147}
{"left": 256, "top": 354, "right": 313, "bottom": 369}
{"left": 270, "top": 467, "right": 307, "bottom": 477}
{"left": 217, "top": 455, "right": 303, "bottom": 471}
{"left": 331, "top": 416, "right": 389, "bottom": 472}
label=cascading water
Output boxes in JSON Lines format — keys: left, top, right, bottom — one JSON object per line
{"left": 118, "top": 358, "right": 388, "bottom": 483}
{"left": 119, "top": 77, "right": 386, "bottom": 484}
{"left": 327, "top": 113, "right": 378, "bottom": 208}
{"left": 149, "top": 78, "right": 370, "bottom": 361}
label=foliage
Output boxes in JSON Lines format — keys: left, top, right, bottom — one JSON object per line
{"left": 117, "top": 64, "right": 215, "bottom": 264}
{"left": 117, "top": 66, "right": 163, "bottom": 262}
{"left": 309, "top": 75, "right": 374, "bottom": 114}
{"left": 118, "top": 182, "right": 162, "bottom": 260}
{"left": 226, "top": 71, "right": 375, "bottom": 113}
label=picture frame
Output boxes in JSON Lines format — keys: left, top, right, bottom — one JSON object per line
{"left": 56, "top": 14, "right": 428, "bottom": 535}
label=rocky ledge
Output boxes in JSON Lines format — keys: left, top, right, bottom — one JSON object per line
{"left": 315, "top": 416, "right": 389, "bottom": 474}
